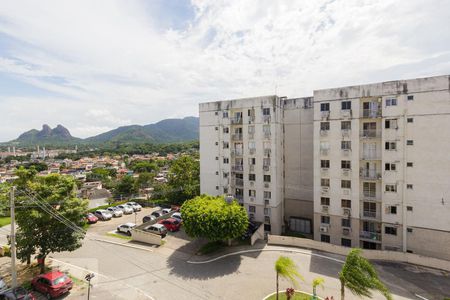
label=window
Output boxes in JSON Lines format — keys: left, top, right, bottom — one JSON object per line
{"left": 264, "top": 191, "right": 271, "bottom": 199}
{"left": 341, "top": 141, "right": 351, "bottom": 150}
{"left": 385, "top": 163, "right": 396, "bottom": 171}
{"left": 407, "top": 140, "right": 414, "bottom": 145}
{"left": 223, "top": 127, "right": 229, "bottom": 134}
{"left": 385, "top": 119, "right": 398, "bottom": 129}
{"left": 321, "top": 178, "right": 330, "bottom": 187}
{"left": 407, "top": 228, "right": 413, "bottom": 233}
{"left": 321, "top": 235, "right": 330, "bottom": 243}
{"left": 386, "top": 97, "right": 397, "bottom": 106}
{"left": 263, "top": 108, "right": 271, "bottom": 116}
{"left": 363, "top": 182, "right": 376, "bottom": 197}
{"left": 341, "top": 121, "right": 351, "bottom": 130}
{"left": 249, "top": 190, "right": 256, "bottom": 197}
{"left": 386, "top": 206, "right": 397, "bottom": 214}
{"left": 223, "top": 111, "right": 228, "bottom": 118}
{"left": 341, "top": 218, "right": 351, "bottom": 228}
{"left": 320, "top": 103, "right": 330, "bottom": 112}
{"left": 385, "top": 184, "right": 397, "bottom": 192}
{"left": 321, "top": 160, "right": 330, "bottom": 168}
{"left": 341, "top": 238, "right": 352, "bottom": 247}
{"left": 215, "top": 141, "right": 218, "bottom": 146}
{"left": 215, "top": 126, "right": 218, "bottom": 131}
{"left": 215, "top": 186, "right": 219, "bottom": 190}
{"left": 215, "top": 171, "right": 219, "bottom": 175}
{"left": 264, "top": 175, "right": 271, "bottom": 182}
{"left": 249, "top": 157, "right": 256, "bottom": 165}
{"left": 341, "top": 180, "right": 351, "bottom": 189}
{"left": 407, "top": 95, "right": 414, "bottom": 101}
{"left": 263, "top": 158, "right": 270, "bottom": 166}
{"left": 223, "top": 142, "right": 229, "bottom": 149}
{"left": 223, "top": 172, "right": 228, "bottom": 178}
{"left": 321, "top": 197, "right": 330, "bottom": 206}
{"left": 385, "top": 226, "right": 397, "bottom": 235}
{"left": 341, "top": 160, "right": 351, "bottom": 169}
{"left": 407, "top": 162, "right": 413, "bottom": 167}
{"left": 385, "top": 142, "right": 397, "bottom": 150}
{"left": 321, "top": 216, "right": 330, "bottom": 224}
{"left": 215, "top": 157, "right": 218, "bottom": 160}
{"left": 249, "top": 206, "right": 255, "bottom": 213}
{"left": 407, "top": 184, "right": 413, "bottom": 190}
{"left": 248, "top": 125, "right": 255, "bottom": 134}
{"left": 223, "top": 158, "right": 229, "bottom": 164}
{"left": 407, "top": 117, "right": 414, "bottom": 123}
{"left": 249, "top": 174, "right": 255, "bottom": 181}
{"left": 215, "top": 111, "right": 218, "bottom": 115}
{"left": 341, "top": 199, "right": 351, "bottom": 208}
{"left": 341, "top": 101, "right": 351, "bottom": 110}
{"left": 264, "top": 207, "right": 271, "bottom": 215}
{"left": 320, "top": 122, "right": 330, "bottom": 131}
{"left": 248, "top": 141, "right": 255, "bottom": 150}
{"left": 407, "top": 206, "right": 413, "bottom": 211}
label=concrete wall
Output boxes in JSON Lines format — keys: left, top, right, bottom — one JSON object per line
{"left": 131, "top": 229, "right": 162, "bottom": 246}
{"left": 268, "top": 235, "right": 450, "bottom": 272}
{"left": 250, "top": 223, "right": 265, "bottom": 246}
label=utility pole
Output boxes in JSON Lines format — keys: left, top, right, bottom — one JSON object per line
{"left": 10, "top": 186, "right": 17, "bottom": 288}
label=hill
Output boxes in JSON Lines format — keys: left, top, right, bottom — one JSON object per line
{"left": 10, "top": 124, "right": 81, "bottom": 146}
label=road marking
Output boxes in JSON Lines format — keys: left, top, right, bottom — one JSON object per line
{"left": 187, "top": 247, "right": 345, "bottom": 264}
{"left": 91, "top": 238, "right": 153, "bottom": 252}
{"left": 415, "top": 294, "right": 429, "bottom": 300}
{"left": 48, "top": 257, "right": 156, "bottom": 300}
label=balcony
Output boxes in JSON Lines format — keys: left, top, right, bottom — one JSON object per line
{"left": 232, "top": 165, "right": 243, "bottom": 172}
{"left": 321, "top": 111, "right": 330, "bottom": 120}
{"left": 362, "top": 109, "right": 381, "bottom": 118}
{"left": 263, "top": 132, "right": 271, "bottom": 139}
{"left": 362, "top": 193, "right": 380, "bottom": 202}
{"left": 362, "top": 210, "right": 378, "bottom": 219}
{"left": 232, "top": 133, "right": 243, "bottom": 141}
{"left": 361, "top": 130, "right": 381, "bottom": 138}
{"left": 234, "top": 178, "right": 244, "bottom": 187}
{"left": 361, "top": 152, "right": 381, "bottom": 160}
{"left": 231, "top": 149, "right": 243, "bottom": 157}
{"left": 320, "top": 130, "right": 329, "bottom": 137}
{"left": 360, "top": 231, "right": 381, "bottom": 241}
{"left": 231, "top": 117, "right": 243, "bottom": 125}
{"left": 360, "top": 169, "right": 381, "bottom": 180}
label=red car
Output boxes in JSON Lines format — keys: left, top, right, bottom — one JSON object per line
{"left": 158, "top": 218, "right": 181, "bottom": 232}
{"left": 31, "top": 270, "right": 73, "bottom": 299}
{"left": 85, "top": 213, "right": 98, "bottom": 224}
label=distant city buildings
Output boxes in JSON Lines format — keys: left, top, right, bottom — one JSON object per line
{"left": 199, "top": 74, "right": 450, "bottom": 260}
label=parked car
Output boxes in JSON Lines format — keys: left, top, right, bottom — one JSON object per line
{"left": 0, "top": 286, "right": 35, "bottom": 300}
{"left": 93, "top": 210, "right": 112, "bottom": 221}
{"left": 171, "top": 212, "right": 182, "bottom": 222}
{"left": 161, "top": 208, "right": 172, "bottom": 214}
{"left": 126, "top": 202, "right": 142, "bottom": 212}
{"left": 150, "top": 210, "right": 164, "bottom": 218}
{"left": 106, "top": 207, "right": 123, "bottom": 218}
{"left": 116, "top": 204, "right": 133, "bottom": 215}
{"left": 142, "top": 215, "right": 156, "bottom": 223}
{"left": 117, "top": 223, "right": 136, "bottom": 236}
{"left": 85, "top": 213, "right": 98, "bottom": 224}
{"left": 31, "top": 270, "right": 72, "bottom": 299}
{"left": 158, "top": 218, "right": 181, "bottom": 232}
{"left": 143, "top": 224, "right": 167, "bottom": 238}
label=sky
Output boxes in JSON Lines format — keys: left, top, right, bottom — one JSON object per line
{"left": 0, "top": 0, "right": 449, "bottom": 141}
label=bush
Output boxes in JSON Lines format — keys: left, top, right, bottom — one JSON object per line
{"left": 2, "top": 245, "right": 11, "bottom": 257}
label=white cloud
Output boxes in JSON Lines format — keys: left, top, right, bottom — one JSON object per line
{"left": 0, "top": 0, "right": 449, "bottom": 140}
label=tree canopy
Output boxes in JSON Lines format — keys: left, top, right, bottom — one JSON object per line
{"left": 113, "top": 175, "right": 138, "bottom": 198}
{"left": 165, "top": 155, "right": 199, "bottom": 204}
{"left": 181, "top": 195, "right": 248, "bottom": 241}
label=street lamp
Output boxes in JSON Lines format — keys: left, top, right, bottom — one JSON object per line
{"left": 85, "top": 273, "right": 95, "bottom": 300}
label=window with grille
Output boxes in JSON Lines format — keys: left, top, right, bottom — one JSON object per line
{"left": 341, "top": 101, "right": 351, "bottom": 110}
{"left": 321, "top": 197, "right": 330, "bottom": 206}
{"left": 341, "top": 199, "right": 351, "bottom": 208}
{"left": 341, "top": 180, "right": 351, "bottom": 189}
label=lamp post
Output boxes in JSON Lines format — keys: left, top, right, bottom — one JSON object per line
{"left": 85, "top": 273, "right": 95, "bottom": 300}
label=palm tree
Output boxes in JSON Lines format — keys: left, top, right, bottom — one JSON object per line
{"left": 339, "top": 249, "right": 392, "bottom": 300}
{"left": 275, "top": 256, "right": 304, "bottom": 300}
{"left": 312, "top": 277, "right": 325, "bottom": 299}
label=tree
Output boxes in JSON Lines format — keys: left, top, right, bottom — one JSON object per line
{"left": 339, "top": 249, "right": 392, "bottom": 300}
{"left": 312, "top": 277, "right": 325, "bottom": 299}
{"left": 134, "top": 172, "right": 154, "bottom": 191}
{"left": 166, "top": 155, "right": 199, "bottom": 204}
{"left": 14, "top": 170, "right": 88, "bottom": 273}
{"left": 129, "top": 161, "right": 158, "bottom": 173}
{"left": 181, "top": 195, "right": 248, "bottom": 241}
{"left": 275, "top": 256, "right": 303, "bottom": 300}
{"left": 114, "top": 175, "right": 137, "bottom": 198}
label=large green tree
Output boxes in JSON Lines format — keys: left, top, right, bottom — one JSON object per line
{"left": 181, "top": 195, "right": 248, "bottom": 241}
{"left": 129, "top": 161, "right": 159, "bottom": 173}
{"left": 275, "top": 256, "right": 303, "bottom": 300}
{"left": 166, "top": 155, "right": 199, "bottom": 204}
{"left": 114, "top": 175, "right": 138, "bottom": 198}
{"left": 339, "top": 249, "right": 392, "bottom": 300}
{"left": 14, "top": 168, "right": 88, "bottom": 273}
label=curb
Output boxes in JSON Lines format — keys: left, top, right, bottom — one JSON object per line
{"left": 263, "top": 290, "right": 322, "bottom": 300}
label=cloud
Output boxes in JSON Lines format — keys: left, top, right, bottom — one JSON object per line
{"left": 0, "top": 0, "right": 449, "bottom": 141}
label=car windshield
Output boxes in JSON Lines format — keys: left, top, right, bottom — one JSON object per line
{"left": 52, "top": 275, "right": 68, "bottom": 285}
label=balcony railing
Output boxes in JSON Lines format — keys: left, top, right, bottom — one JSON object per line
{"left": 231, "top": 149, "right": 243, "bottom": 157}
{"left": 362, "top": 108, "right": 381, "bottom": 118}
{"left": 360, "top": 231, "right": 381, "bottom": 241}
{"left": 248, "top": 133, "right": 254, "bottom": 140}
{"left": 249, "top": 148, "right": 256, "bottom": 155}
{"left": 232, "top": 165, "right": 243, "bottom": 172}
{"left": 234, "top": 178, "right": 244, "bottom": 187}
{"left": 264, "top": 132, "right": 271, "bottom": 139}
{"left": 362, "top": 210, "right": 377, "bottom": 218}
{"left": 232, "top": 133, "right": 243, "bottom": 141}
{"left": 263, "top": 115, "right": 271, "bottom": 123}
{"left": 264, "top": 149, "right": 271, "bottom": 156}
{"left": 361, "top": 153, "right": 381, "bottom": 160}
{"left": 361, "top": 130, "right": 381, "bottom": 138}
{"left": 263, "top": 165, "right": 270, "bottom": 172}
{"left": 360, "top": 169, "right": 381, "bottom": 180}
{"left": 231, "top": 117, "right": 243, "bottom": 124}
{"left": 362, "top": 193, "right": 380, "bottom": 201}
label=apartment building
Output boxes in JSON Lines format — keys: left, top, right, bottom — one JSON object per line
{"left": 199, "top": 96, "right": 314, "bottom": 235}
{"left": 313, "top": 75, "right": 450, "bottom": 260}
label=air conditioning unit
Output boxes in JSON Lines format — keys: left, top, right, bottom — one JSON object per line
{"left": 342, "top": 228, "right": 351, "bottom": 236}
{"left": 342, "top": 169, "right": 350, "bottom": 176}
{"left": 264, "top": 183, "right": 270, "bottom": 188}
{"left": 320, "top": 226, "right": 329, "bottom": 233}
{"left": 343, "top": 189, "right": 350, "bottom": 195}
{"left": 343, "top": 208, "right": 351, "bottom": 216}
{"left": 250, "top": 181, "right": 255, "bottom": 187}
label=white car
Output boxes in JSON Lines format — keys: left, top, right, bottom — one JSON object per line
{"left": 126, "top": 202, "right": 142, "bottom": 212}
{"left": 162, "top": 208, "right": 172, "bottom": 214}
{"left": 94, "top": 210, "right": 112, "bottom": 221}
{"left": 117, "top": 223, "right": 136, "bottom": 236}
{"left": 107, "top": 207, "right": 123, "bottom": 217}
{"left": 116, "top": 204, "right": 133, "bottom": 214}
{"left": 171, "top": 212, "right": 182, "bottom": 221}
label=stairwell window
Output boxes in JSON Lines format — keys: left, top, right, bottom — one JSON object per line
{"left": 321, "top": 235, "right": 330, "bottom": 243}
{"left": 264, "top": 191, "right": 271, "bottom": 199}
{"left": 386, "top": 206, "right": 397, "bottom": 214}
{"left": 223, "top": 111, "right": 228, "bottom": 118}
{"left": 407, "top": 95, "right": 414, "bottom": 101}
{"left": 223, "top": 127, "right": 229, "bottom": 134}
{"left": 263, "top": 108, "right": 271, "bottom": 116}
{"left": 385, "top": 119, "right": 398, "bottom": 129}
{"left": 263, "top": 175, "right": 271, "bottom": 182}
{"left": 249, "top": 190, "right": 256, "bottom": 197}
{"left": 407, "top": 184, "right": 413, "bottom": 190}
{"left": 341, "top": 218, "right": 351, "bottom": 228}
{"left": 248, "top": 174, "right": 255, "bottom": 181}
{"left": 341, "top": 141, "right": 351, "bottom": 150}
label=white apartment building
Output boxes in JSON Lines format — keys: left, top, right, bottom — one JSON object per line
{"left": 313, "top": 75, "right": 450, "bottom": 260}
{"left": 199, "top": 96, "right": 314, "bottom": 235}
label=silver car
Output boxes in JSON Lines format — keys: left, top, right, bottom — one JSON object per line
{"left": 117, "top": 223, "right": 136, "bottom": 236}
{"left": 116, "top": 204, "right": 133, "bottom": 214}
{"left": 126, "top": 202, "right": 142, "bottom": 212}
{"left": 94, "top": 209, "right": 112, "bottom": 221}
{"left": 107, "top": 207, "right": 123, "bottom": 218}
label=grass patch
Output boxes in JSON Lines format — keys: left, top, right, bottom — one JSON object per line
{"left": 266, "top": 292, "right": 312, "bottom": 300}
{"left": 0, "top": 216, "right": 11, "bottom": 227}
{"left": 197, "top": 241, "right": 224, "bottom": 255}
{"left": 105, "top": 232, "right": 132, "bottom": 240}
{"left": 68, "top": 274, "right": 87, "bottom": 289}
